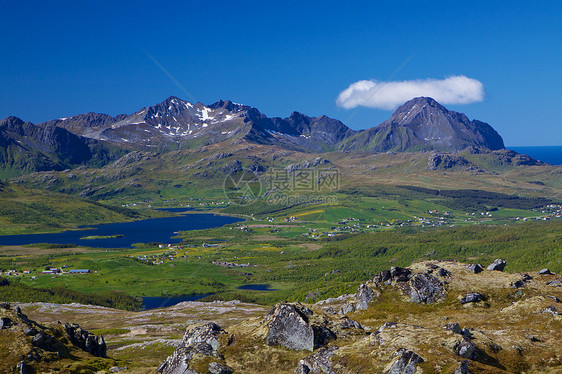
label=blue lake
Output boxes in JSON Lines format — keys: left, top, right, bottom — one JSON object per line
{"left": 237, "top": 284, "right": 277, "bottom": 291}
{"left": 142, "top": 294, "right": 212, "bottom": 310}
{"left": 0, "top": 214, "right": 243, "bottom": 248}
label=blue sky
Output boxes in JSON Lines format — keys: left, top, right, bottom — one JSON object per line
{"left": 1, "top": 1, "right": 561, "bottom": 146}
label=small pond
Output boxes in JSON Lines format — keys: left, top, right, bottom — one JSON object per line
{"left": 141, "top": 294, "right": 212, "bottom": 310}
{"left": 237, "top": 284, "right": 278, "bottom": 291}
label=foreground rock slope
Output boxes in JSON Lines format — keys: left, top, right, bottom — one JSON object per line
{"left": 4, "top": 261, "right": 562, "bottom": 373}
{"left": 155, "top": 260, "right": 562, "bottom": 373}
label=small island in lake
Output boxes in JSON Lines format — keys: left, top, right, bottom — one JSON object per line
{"left": 80, "top": 234, "right": 125, "bottom": 240}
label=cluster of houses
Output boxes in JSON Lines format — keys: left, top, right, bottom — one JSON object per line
{"left": 1, "top": 266, "right": 90, "bottom": 277}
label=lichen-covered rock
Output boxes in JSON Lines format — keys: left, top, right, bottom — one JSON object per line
{"left": 182, "top": 322, "right": 225, "bottom": 351}
{"left": 460, "top": 292, "right": 484, "bottom": 304}
{"left": 355, "top": 283, "right": 376, "bottom": 310}
{"left": 542, "top": 306, "right": 559, "bottom": 316}
{"left": 109, "top": 367, "right": 128, "bottom": 373}
{"left": 208, "top": 361, "right": 233, "bottom": 374}
{"left": 454, "top": 360, "right": 472, "bottom": 374}
{"left": 453, "top": 337, "right": 476, "bottom": 359}
{"left": 487, "top": 259, "right": 506, "bottom": 271}
{"left": 339, "top": 316, "right": 362, "bottom": 330}
{"left": 264, "top": 303, "right": 336, "bottom": 351}
{"left": 158, "top": 323, "right": 228, "bottom": 374}
{"left": 465, "top": 264, "right": 483, "bottom": 274}
{"left": 391, "top": 267, "right": 412, "bottom": 282}
{"left": 294, "top": 346, "right": 338, "bottom": 374}
{"left": 15, "top": 360, "right": 30, "bottom": 374}
{"left": 372, "top": 269, "right": 392, "bottom": 285}
{"left": 31, "top": 331, "right": 56, "bottom": 351}
{"left": 547, "top": 279, "right": 562, "bottom": 287}
{"left": 387, "top": 348, "right": 424, "bottom": 374}
{"left": 407, "top": 273, "right": 446, "bottom": 304}
{"left": 63, "top": 323, "right": 106, "bottom": 357}
{"left": 444, "top": 323, "right": 463, "bottom": 334}
{"left": 0, "top": 316, "right": 12, "bottom": 329}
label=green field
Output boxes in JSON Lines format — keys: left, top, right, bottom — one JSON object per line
{"left": 2, "top": 217, "right": 560, "bottom": 308}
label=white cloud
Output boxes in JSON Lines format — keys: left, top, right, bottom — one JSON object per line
{"left": 336, "top": 75, "right": 484, "bottom": 110}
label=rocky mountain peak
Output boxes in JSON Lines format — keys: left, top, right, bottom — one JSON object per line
{"left": 341, "top": 96, "right": 505, "bottom": 152}
{"left": 208, "top": 99, "right": 247, "bottom": 112}
{"left": 0, "top": 116, "right": 26, "bottom": 128}
{"left": 389, "top": 96, "right": 462, "bottom": 126}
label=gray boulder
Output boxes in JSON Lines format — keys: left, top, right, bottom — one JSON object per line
{"left": 444, "top": 323, "right": 463, "bottom": 334}
{"left": 454, "top": 360, "right": 472, "bottom": 374}
{"left": 63, "top": 323, "right": 106, "bottom": 357}
{"left": 407, "top": 273, "right": 446, "bottom": 304}
{"left": 294, "top": 346, "right": 338, "bottom": 374}
{"left": 158, "top": 323, "right": 230, "bottom": 374}
{"left": 547, "top": 279, "right": 562, "bottom": 287}
{"left": 15, "top": 360, "right": 30, "bottom": 374}
{"left": 208, "top": 362, "right": 233, "bottom": 374}
{"left": 23, "top": 325, "right": 38, "bottom": 336}
{"left": 0, "top": 317, "right": 12, "bottom": 329}
{"left": 487, "top": 259, "right": 506, "bottom": 271}
{"left": 387, "top": 348, "right": 424, "bottom": 374}
{"left": 466, "top": 264, "right": 483, "bottom": 274}
{"left": 340, "top": 303, "right": 355, "bottom": 314}
{"left": 543, "top": 306, "right": 559, "bottom": 316}
{"left": 264, "top": 303, "right": 335, "bottom": 351}
{"left": 182, "top": 322, "right": 225, "bottom": 351}
{"left": 109, "top": 367, "right": 128, "bottom": 373}
{"left": 339, "top": 316, "right": 362, "bottom": 330}
{"left": 372, "top": 270, "right": 392, "bottom": 285}
{"left": 355, "top": 283, "right": 376, "bottom": 310}
{"left": 391, "top": 267, "right": 412, "bottom": 282}
{"left": 454, "top": 337, "right": 476, "bottom": 358}
{"left": 460, "top": 292, "right": 484, "bottom": 304}
{"left": 539, "top": 268, "right": 553, "bottom": 275}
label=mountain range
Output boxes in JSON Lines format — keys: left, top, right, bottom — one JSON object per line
{"left": 0, "top": 96, "right": 505, "bottom": 177}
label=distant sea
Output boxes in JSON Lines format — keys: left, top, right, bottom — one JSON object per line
{"left": 509, "top": 146, "right": 562, "bottom": 165}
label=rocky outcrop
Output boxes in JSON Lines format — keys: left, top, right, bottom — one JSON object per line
{"left": 208, "top": 362, "right": 233, "bottom": 374}
{"left": 427, "top": 154, "right": 472, "bottom": 170}
{"left": 0, "top": 316, "right": 12, "bottom": 329}
{"left": 286, "top": 158, "right": 332, "bottom": 173}
{"left": 15, "top": 360, "right": 30, "bottom": 374}
{"left": 460, "top": 293, "right": 485, "bottom": 304}
{"left": 387, "top": 348, "right": 424, "bottom": 374}
{"left": 63, "top": 323, "right": 106, "bottom": 357}
{"left": 355, "top": 283, "right": 376, "bottom": 310}
{"left": 263, "top": 303, "right": 336, "bottom": 351}
{"left": 453, "top": 337, "right": 477, "bottom": 359}
{"left": 406, "top": 273, "right": 446, "bottom": 304}
{"left": 511, "top": 274, "right": 533, "bottom": 289}
{"left": 547, "top": 279, "right": 562, "bottom": 287}
{"left": 294, "top": 346, "right": 338, "bottom": 374}
{"left": 158, "top": 322, "right": 231, "bottom": 374}
{"left": 466, "top": 264, "right": 483, "bottom": 274}
{"left": 454, "top": 360, "right": 472, "bottom": 374}
{"left": 539, "top": 268, "right": 554, "bottom": 275}
{"left": 487, "top": 259, "right": 507, "bottom": 271}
